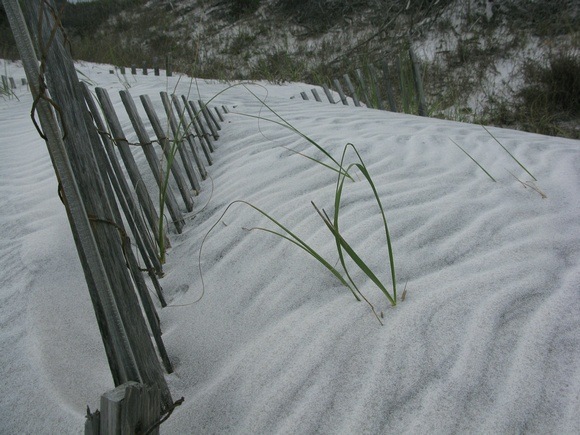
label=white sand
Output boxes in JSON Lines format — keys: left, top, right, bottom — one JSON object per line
{"left": 1, "top": 60, "right": 579, "bottom": 434}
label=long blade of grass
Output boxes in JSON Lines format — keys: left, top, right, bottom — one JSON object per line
{"left": 333, "top": 143, "right": 397, "bottom": 304}
{"left": 449, "top": 138, "right": 497, "bottom": 182}
{"left": 313, "top": 202, "right": 397, "bottom": 306}
{"left": 481, "top": 124, "right": 537, "bottom": 181}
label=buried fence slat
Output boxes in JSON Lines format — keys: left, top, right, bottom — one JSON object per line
{"left": 171, "top": 94, "right": 208, "bottom": 179}
{"left": 322, "top": 84, "right": 336, "bottom": 104}
{"left": 95, "top": 87, "right": 169, "bottom": 246}
{"left": 206, "top": 104, "right": 221, "bottom": 131}
{"left": 333, "top": 78, "right": 348, "bottom": 105}
{"left": 355, "top": 68, "right": 371, "bottom": 107}
{"left": 131, "top": 65, "right": 137, "bottom": 75}
{"left": 81, "top": 83, "right": 164, "bottom": 281}
{"left": 120, "top": 66, "right": 126, "bottom": 75}
{"left": 142, "top": 63, "right": 147, "bottom": 76}
{"left": 183, "top": 96, "right": 213, "bottom": 163}
{"left": 214, "top": 106, "right": 224, "bottom": 122}
{"left": 343, "top": 73, "right": 361, "bottom": 107}
{"left": 9, "top": 77, "right": 16, "bottom": 89}
{"left": 381, "top": 60, "right": 398, "bottom": 112}
{"left": 311, "top": 88, "right": 322, "bottom": 102}
{"left": 222, "top": 105, "right": 229, "bottom": 114}
{"left": 119, "top": 90, "right": 190, "bottom": 224}
{"left": 199, "top": 99, "right": 220, "bottom": 137}
{"left": 21, "top": 77, "right": 27, "bottom": 86}
{"left": 408, "top": 46, "right": 428, "bottom": 116}
{"left": 1, "top": 75, "right": 8, "bottom": 89}
{"left": 190, "top": 100, "right": 216, "bottom": 151}
{"left": 15, "top": 0, "right": 172, "bottom": 411}
{"left": 300, "top": 91, "right": 309, "bottom": 100}
{"left": 157, "top": 91, "right": 202, "bottom": 191}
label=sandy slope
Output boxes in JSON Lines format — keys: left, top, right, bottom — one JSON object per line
{"left": 0, "top": 61, "right": 579, "bottom": 433}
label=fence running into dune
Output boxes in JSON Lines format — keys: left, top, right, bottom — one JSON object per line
{"left": 3, "top": 0, "right": 230, "bottom": 431}
{"left": 109, "top": 54, "right": 174, "bottom": 77}
{"left": 302, "top": 46, "right": 428, "bottom": 117}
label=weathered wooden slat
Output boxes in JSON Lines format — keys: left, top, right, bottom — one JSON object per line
{"left": 189, "top": 100, "right": 216, "bottom": 152}
{"left": 214, "top": 106, "right": 224, "bottom": 122}
{"left": 142, "top": 63, "right": 148, "bottom": 76}
{"left": 198, "top": 100, "right": 220, "bottom": 139}
{"left": 99, "top": 382, "right": 161, "bottom": 435}
{"left": 165, "top": 54, "right": 172, "bottom": 77}
{"left": 79, "top": 94, "right": 171, "bottom": 373}
{"left": 18, "top": 0, "right": 172, "bottom": 410}
{"left": 222, "top": 105, "right": 229, "bottom": 114}
{"left": 95, "top": 88, "right": 166, "bottom": 243}
{"left": 381, "top": 60, "right": 398, "bottom": 112}
{"left": 171, "top": 94, "right": 208, "bottom": 179}
{"left": 158, "top": 91, "right": 202, "bottom": 191}
{"left": 333, "top": 78, "right": 349, "bottom": 105}
{"left": 183, "top": 96, "right": 213, "bottom": 164}
{"left": 120, "top": 66, "right": 126, "bottom": 75}
{"left": 311, "top": 88, "right": 322, "bottom": 102}
{"left": 300, "top": 91, "right": 309, "bottom": 100}
{"left": 120, "top": 90, "right": 190, "bottom": 223}
{"left": 206, "top": 104, "right": 221, "bottom": 131}
{"left": 321, "top": 84, "right": 335, "bottom": 104}
{"left": 355, "top": 68, "right": 372, "bottom": 107}
{"left": 141, "top": 93, "right": 200, "bottom": 200}
{"left": 131, "top": 65, "right": 137, "bottom": 75}
{"left": 9, "top": 76, "right": 16, "bottom": 89}
{"left": 81, "top": 83, "right": 164, "bottom": 279}
{"left": 1, "top": 75, "right": 8, "bottom": 89}
{"left": 343, "top": 73, "right": 361, "bottom": 107}
{"left": 409, "top": 46, "right": 428, "bottom": 116}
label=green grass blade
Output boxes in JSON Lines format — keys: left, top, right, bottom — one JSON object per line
{"left": 450, "top": 138, "right": 497, "bottom": 182}
{"left": 481, "top": 124, "right": 537, "bottom": 181}
{"left": 313, "top": 202, "right": 397, "bottom": 306}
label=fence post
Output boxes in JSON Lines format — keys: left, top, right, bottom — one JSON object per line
{"left": 86, "top": 382, "right": 161, "bottom": 435}
{"left": 300, "top": 91, "right": 309, "bottom": 100}
{"left": 381, "top": 60, "right": 398, "bottom": 112}
{"left": 166, "top": 54, "right": 172, "bottom": 77}
{"left": 311, "top": 88, "right": 322, "bottom": 102}
{"left": 408, "top": 46, "right": 428, "bottom": 116}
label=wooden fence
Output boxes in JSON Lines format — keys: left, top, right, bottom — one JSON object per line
{"left": 3, "top": 0, "right": 226, "bottom": 431}
{"left": 110, "top": 54, "right": 174, "bottom": 77}
{"left": 303, "top": 47, "right": 428, "bottom": 116}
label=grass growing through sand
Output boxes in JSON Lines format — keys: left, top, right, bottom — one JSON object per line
{"left": 199, "top": 96, "right": 398, "bottom": 322}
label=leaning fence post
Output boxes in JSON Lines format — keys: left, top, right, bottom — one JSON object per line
{"left": 343, "top": 73, "right": 361, "bottom": 107}
{"left": 408, "top": 46, "right": 428, "bottom": 116}
{"left": 322, "top": 84, "right": 336, "bottom": 104}
{"left": 355, "top": 68, "right": 371, "bottom": 107}
{"left": 311, "top": 88, "right": 322, "bottom": 102}
{"left": 300, "top": 91, "right": 309, "bottom": 100}
{"left": 8, "top": 0, "right": 172, "bottom": 411}
{"left": 120, "top": 90, "right": 189, "bottom": 226}
{"left": 183, "top": 96, "right": 214, "bottom": 162}
{"left": 333, "top": 78, "right": 348, "bottom": 105}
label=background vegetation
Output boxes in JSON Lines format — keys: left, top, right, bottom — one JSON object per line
{"left": 1, "top": 0, "right": 578, "bottom": 138}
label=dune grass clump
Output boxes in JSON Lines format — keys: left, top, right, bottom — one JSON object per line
{"left": 199, "top": 95, "right": 398, "bottom": 322}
